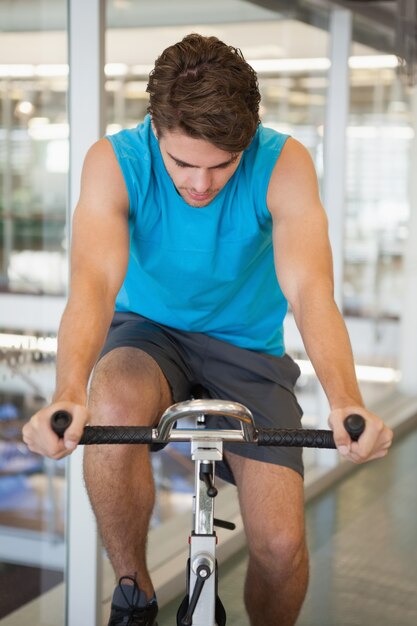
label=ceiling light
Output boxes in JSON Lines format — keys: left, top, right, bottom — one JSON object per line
{"left": 105, "top": 63, "right": 128, "bottom": 77}
{"left": 349, "top": 55, "right": 399, "bottom": 69}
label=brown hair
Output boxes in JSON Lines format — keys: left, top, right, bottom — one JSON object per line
{"left": 147, "top": 33, "right": 261, "bottom": 152}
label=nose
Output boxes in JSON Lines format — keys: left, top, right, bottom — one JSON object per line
{"left": 191, "top": 169, "right": 212, "bottom": 193}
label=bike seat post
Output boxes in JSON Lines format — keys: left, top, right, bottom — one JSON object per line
{"left": 193, "top": 385, "right": 209, "bottom": 430}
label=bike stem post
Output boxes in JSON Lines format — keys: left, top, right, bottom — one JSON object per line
{"left": 185, "top": 439, "right": 223, "bottom": 626}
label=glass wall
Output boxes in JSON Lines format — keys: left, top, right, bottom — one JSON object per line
{"left": 0, "top": 27, "right": 68, "bottom": 294}
{"left": 0, "top": 0, "right": 67, "bottom": 622}
{"left": 344, "top": 46, "right": 413, "bottom": 371}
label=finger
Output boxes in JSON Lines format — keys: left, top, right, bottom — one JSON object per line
{"left": 345, "top": 448, "right": 366, "bottom": 464}
{"left": 355, "top": 447, "right": 388, "bottom": 463}
{"left": 39, "top": 417, "right": 69, "bottom": 455}
{"left": 41, "top": 434, "right": 68, "bottom": 458}
{"left": 331, "top": 420, "right": 353, "bottom": 454}
{"left": 51, "top": 448, "right": 72, "bottom": 461}
{"left": 350, "top": 434, "right": 392, "bottom": 463}
{"left": 371, "top": 431, "right": 393, "bottom": 456}
{"left": 345, "top": 445, "right": 376, "bottom": 465}
{"left": 359, "top": 423, "right": 393, "bottom": 460}
{"left": 24, "top": 413, "right": 67, "bottom": 457}
{"left": 355, "top": 418, "right": 387, "bottom": 458}
{"left": 62, "top": 406, "right": 88, "bottom": 451}
{"left": 382, "top": 427, "right": 394, "bottom": 447}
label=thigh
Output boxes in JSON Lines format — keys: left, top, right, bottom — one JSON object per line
{"left": 226, "top": 451, "right": 306, "bottom": 553}
{"left": 99, "top": 311, "right": 194, "bottom": 403}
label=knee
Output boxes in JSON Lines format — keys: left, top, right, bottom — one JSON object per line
{"left": 249, "top": 527, "right": 308, "bottom": 576}
{"left": 88, "top": 347, "right": 171, "bottom": 425}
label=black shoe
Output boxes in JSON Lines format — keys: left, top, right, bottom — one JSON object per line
{"left": 108, "top": 576, "right": 158, "bottom": 626}
{"left": 108, "top": 603, "right": 158, "bottom": 626}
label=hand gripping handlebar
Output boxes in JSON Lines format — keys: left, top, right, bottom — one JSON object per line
{"left": 50, "top": 400, "right": 365, "bottom": 448}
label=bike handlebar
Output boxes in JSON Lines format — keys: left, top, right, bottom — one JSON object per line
{"left": 257, "top": 427, "right": 337, "bottom": 448}
{"left": 50, "top": 404, "right": 365, "bottom": 449}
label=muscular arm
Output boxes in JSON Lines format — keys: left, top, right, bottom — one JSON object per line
{"left": 23, "top": 138, "right": 130, "bottom": 456}
{"left": 55, "top": 139, "right": 129, "bottom": 404}
{"left": 268, "top": 138, "right": 392, "bottom": 462}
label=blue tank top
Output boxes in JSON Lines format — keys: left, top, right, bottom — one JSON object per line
{"left": 107, "top": 115, "right": 289, "bottom": 356}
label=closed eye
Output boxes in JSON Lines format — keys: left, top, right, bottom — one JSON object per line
{"left": 168, "top": 152, "right": 239, "bottom": 170}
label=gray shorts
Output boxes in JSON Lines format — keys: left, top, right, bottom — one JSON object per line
{"left": 99, "top": 311, "right": 304, "bottom": 483}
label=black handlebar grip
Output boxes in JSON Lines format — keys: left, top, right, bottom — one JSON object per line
{"left": 257, "top": 428, "right": 336, "bottom": 448}
{"left": 79, "top": 426, "right": 154, "bottom": 445}
{"left": 343, "top": 413, "right": 365, "bottom": 441}
{"left": 51, "top": 410, "right": 73, "bottom": 438}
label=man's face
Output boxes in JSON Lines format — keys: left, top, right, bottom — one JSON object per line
{"left": 156, "top": 127, "right": 242, "bottom": 208}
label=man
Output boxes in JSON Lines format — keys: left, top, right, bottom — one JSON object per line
{"left": 23, "top": 34, "right": 393, "bottom": 626}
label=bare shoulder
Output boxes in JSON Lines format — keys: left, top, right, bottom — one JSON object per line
{"left": 271, "top": 137, "right": 317, "bottom": 181}
{"left": 79, "top": 138, "right": 128, "bottom": 214}
{"left": 267, "top": 137, "right": 321, "bottom": 218}
{"left": 84, "top": 136, "right": 118, "bottom": 165}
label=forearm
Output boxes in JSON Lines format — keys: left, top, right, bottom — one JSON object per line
{"left": 53, "top": 289, "right": 115, "bottom": 405}
{"left": 293, "top": 294, "right": 363, "bottom": 410}
{"left": 269, "top": 140, "right": 393, "bottom": 463}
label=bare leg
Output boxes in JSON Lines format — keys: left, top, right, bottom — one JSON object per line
{"left": 226, "top": 452, "right": 309, "bottom": 626}
{"left": 84, "top": 347, "right": 173, "bottom": 599}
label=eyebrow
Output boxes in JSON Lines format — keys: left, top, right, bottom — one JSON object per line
{"left": 167, "top": 151, "right": 238, "bottom": 169}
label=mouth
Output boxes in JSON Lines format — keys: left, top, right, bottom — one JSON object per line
{"left": 187, "top": 190, "right": 213, "bottom": 202}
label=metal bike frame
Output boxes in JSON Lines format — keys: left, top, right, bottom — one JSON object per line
{"left": 155, "top": 399, "right": 256, "bottom": 626}
{"left": 189, "top": 439, "right": 221, "bottom": 625}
